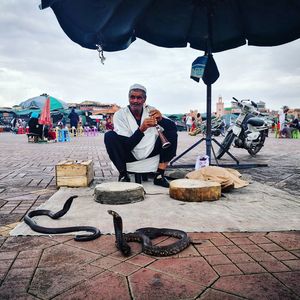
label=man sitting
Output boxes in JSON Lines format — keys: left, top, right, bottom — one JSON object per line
{"left": 104, "top": 84, "right": 178, "bottom": 188}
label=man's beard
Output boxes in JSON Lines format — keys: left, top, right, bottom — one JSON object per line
{"left": 130, "top": 103, "right": 143, "bottom": 112}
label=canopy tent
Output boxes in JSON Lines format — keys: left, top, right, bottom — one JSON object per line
{"left": 40, "top": 0, "right": 300, "bottom": 166}
{"left": 40, "top": 0, "right": 300, "bottom": 52}
{"left": 14, "top": 109, "right": 41, "bottom": 117}
{"left": 19, "top": 95, "right": 68, "bottom": 111}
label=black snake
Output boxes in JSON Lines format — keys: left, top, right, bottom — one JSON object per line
{"left": 108, "top": 210, "right": 192, "bottom": 256}
{"left": 24, "top": 197, "right": 193, "bottom": 254}
{"left": 24, "top": 196, "right": 101, "bottom": 241}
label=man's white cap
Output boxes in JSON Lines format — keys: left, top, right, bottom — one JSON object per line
{"left": 129, "top": 83, "right": 147, "bottom": 94}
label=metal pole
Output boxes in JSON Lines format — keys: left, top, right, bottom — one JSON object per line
{"left": 206, "top": 1, "right": 213, "bottom": 164}
{"left": 206, "top": 82, "right": 212, "bottom": 163}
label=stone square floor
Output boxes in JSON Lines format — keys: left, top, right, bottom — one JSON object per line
{"left": 0, "top": 131, "right": 299, "bottom": 299}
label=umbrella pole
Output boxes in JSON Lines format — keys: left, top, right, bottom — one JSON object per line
{"left": 205, "top": 81, "right": 212, "bottom": 164}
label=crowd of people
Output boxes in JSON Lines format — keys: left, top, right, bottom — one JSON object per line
{"left": 10, "top": 108, "right": 115, "bottom": 142}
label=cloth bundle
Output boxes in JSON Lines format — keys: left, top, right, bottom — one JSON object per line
{"left": 185, "top": 166, "right": 249, "bottom": 192}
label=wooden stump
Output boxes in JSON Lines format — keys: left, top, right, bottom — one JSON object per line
{"left": 94, "top": 182, "right": 145, "bottom": 204}
{"left": 169, "top": 179, "right": 221, "bottom": 202}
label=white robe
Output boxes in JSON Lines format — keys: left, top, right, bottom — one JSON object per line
{"left": 113, "top": 106, "right": 159, "bottom": 160}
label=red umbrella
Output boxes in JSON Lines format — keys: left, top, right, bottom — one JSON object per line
{"left": 39, "top": 97, "right": 52, "bottom": 126}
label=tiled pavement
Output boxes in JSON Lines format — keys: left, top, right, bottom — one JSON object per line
{"left": 0, "top": 132, "right": 299, "bottom": 299}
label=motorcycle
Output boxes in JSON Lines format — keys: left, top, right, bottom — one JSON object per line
{"left": 189, "top": 117, "right": 225, "bottom": 137}
{"left": 217, "top": 97, "right": 269, "bottom": 159}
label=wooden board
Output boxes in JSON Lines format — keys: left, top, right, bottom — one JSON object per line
{"left": 169, "top": 179, "right": 221, "bottom": 202}
{"left": 56, "top": 160, "right": 94, "bottom": 187}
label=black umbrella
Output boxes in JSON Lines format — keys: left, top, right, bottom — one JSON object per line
{"left": 40, "top": 0, "right": 300, "bottom": 165}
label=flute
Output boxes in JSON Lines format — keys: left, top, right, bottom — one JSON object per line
{"left": 145, "top": 105, "right": 171, "bottom": 149}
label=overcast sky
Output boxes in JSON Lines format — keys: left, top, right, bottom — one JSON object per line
{"left": 1, "top": 0, "right": 300, "bottom": 114}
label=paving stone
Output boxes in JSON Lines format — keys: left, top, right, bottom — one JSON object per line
{"left": 260, "top": 260, "right": 290, "bottom": 272}
{"left": 0, "top": 213, "right": 23, "bottom": 226}
{"left": 213, "top": 273, "right": 298, "bottom": 299}
{"left": 270, "top": 250, "right": 298, "bottom": 261}
{"left": 5, "top": 267, "right": 35, "bottom": 281}
{"left": 0, "top": 281, "right": 37, "bottom": 300}
{"left": 205, "top": 254, "right": 232, "bottom": 266}
{"left": 188, "top": 232, "right": 223, "bottom": 240}
{"left": 148, "top": 257, "right": 218, "bottom": 286}
{"left": 273, "top": 271, "right": 300, "bottom": 296}
{"left": 66, "top": 234, "right": 117, "bottom": 255}
{"left": 110, "top": 261, "right": 141, "bottom": 276}
{"left": 127, "top": 254, "right": 156, "bottom": 267}
{"left": 38, "top": 244, "right": 99, "bottom": 267}
{"left": 0, "top": 259, "right": 13, "bottom": 273}
{"left": 226, "top": 253, "right": 254, "bottom": 264}
{"left": 198, "top": 288, "right": 245, "bottom": 299}
{"left": 129, "top": 268, "right": 204, "bottom": 300}
{"left": 29, "top": 264, "right": 103, "bottom": 299}
{"left": 291, "top": 250, "right": 300, "bottom": 258}
{"left": 248, "top": 251, "right": 277, "bottom": 262}
{"left": 170, "top": 244, "right": 199, "bottom": 258}
{"left": 91, "top": 256, "right": 121, "bottom": 269}
{"left": 223, "top": 232, "right": 253, "bottom": 238}
{"left": 196, "top": 246, "right": 222, "bottom": 256}
{"left": 230, "top": 237, "right": 254, "bottom": 245}
{"left": 1, "top": 236, "right": 57, "bottom": 252}
{"left": 283, "top": 259, "right": 300, "bottom": 270}
{"left": 54, "top": 270, "right": 130, "bottom": 300}
{"left": 237, "top": 262, "right": 266, "bottom": 274}
{"left": 267, "top": 232, "right": 300, "bottom": 250}
{"left": 213, "top": 264, "right": 243, "bottom": 276}
{"left": 218, "top": 245, "right": 244, "bottom": 254}
{"left": 17, "top": 249, "right": 42, "bottom": 259}
{"left": 12, "top": 257, "right": 39, "bottom": 269}
{"left": 0, "top": 250, "right": 17, "bottom": 260}
{"left": 194, "top": 240, "right": 215, "bottom": 248}
{"left": 239, "top": 244, "right": 264, "bottom": 253}
{"left": 210, "top": 237, "right": 234, "bottom": 246}
{"left": 259, "top": 243, "right": 284, "bottom": 252}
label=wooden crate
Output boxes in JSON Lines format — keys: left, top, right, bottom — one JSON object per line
{"left": 56, "top": 160, "right": 94, "bottom": 187}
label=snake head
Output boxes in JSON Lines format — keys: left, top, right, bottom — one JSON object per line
{"left": 107, "top": 210, "right": 120, "bottom": 218}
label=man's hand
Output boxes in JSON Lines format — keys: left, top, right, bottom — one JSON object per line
{"left": 148, "top": 109, "right": 163, "bottom": 122}
{"left": 139, "top": 117, "right": 158, "bottom": 132}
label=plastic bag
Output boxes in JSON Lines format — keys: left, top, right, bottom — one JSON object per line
{"left": 195, "top": 155, "right": 209, "bottom": 170}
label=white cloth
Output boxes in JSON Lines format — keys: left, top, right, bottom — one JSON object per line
{"left": 113, "top": 106, "right": 159, "bottom": 160}
{"left": 126, "top": 155, "right": 160, "bottom": 173}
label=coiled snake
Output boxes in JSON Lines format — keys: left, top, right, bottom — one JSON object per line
{"left": 24, "top": 196, "right": 101, "bottom": 241}
{"left": 108, "top": 210, "right": 191, "bottom": 256}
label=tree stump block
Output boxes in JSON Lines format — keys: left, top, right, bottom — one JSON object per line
{"left": 94, "top": 182, "right": 145, "bottom": 204}
{"left": 169, "top": 179, "right": 221, "bottom": 202}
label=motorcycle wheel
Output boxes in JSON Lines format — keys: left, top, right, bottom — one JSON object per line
{"left": 216, "top": 131, "right": 235, "bottom": 159}
{"left": 247, "top": 132, "right": 266, "bottom": 156}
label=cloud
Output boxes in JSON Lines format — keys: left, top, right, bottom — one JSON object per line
{"left": 0, "top": 0, "right": 300, "bottom": 113}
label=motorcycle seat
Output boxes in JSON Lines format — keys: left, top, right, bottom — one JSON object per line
{"left": 247, "top": 117, "right": 264, "bottom": 126}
